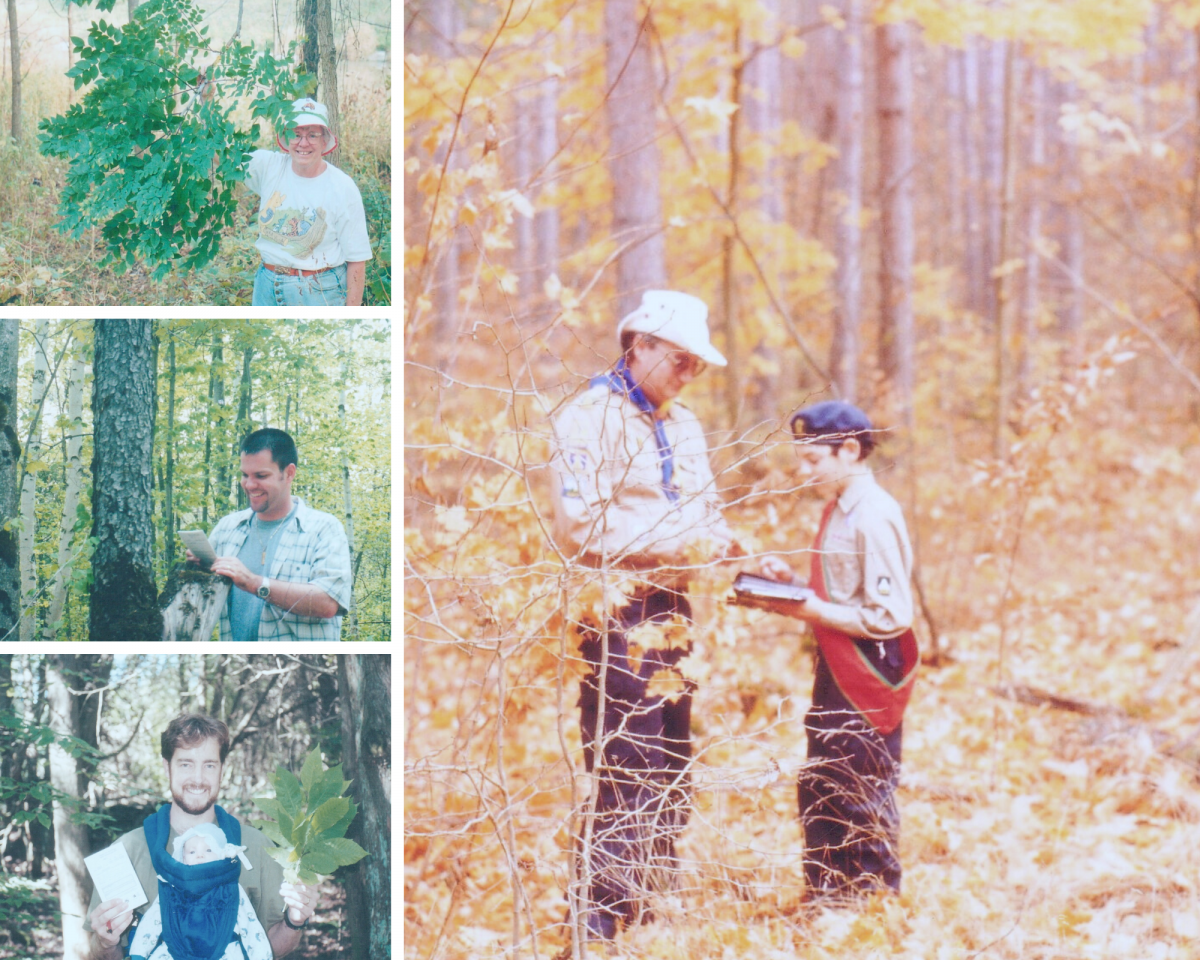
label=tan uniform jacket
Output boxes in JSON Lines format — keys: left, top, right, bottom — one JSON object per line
{"left": 550, "top": 382, "right": 732, "bottom": 576}
{"left": 84, "top": 816, "right": 286, "bottom": 946}
{"left": 814, "top": 472, "right": 914, "bottom": 640}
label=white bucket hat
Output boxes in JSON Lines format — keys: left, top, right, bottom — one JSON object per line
{"left": 277, "top": 98, "right": 338, "bottom": 155}
{"left": 616, "top": 290, "right": 727, "bottom": 367}
{"left": 173, "top": 822, "right": 253, "bottom": 869}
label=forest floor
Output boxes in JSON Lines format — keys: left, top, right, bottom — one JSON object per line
{"left": 405, "top": 394, "right": 1200, "bottom": 959}
{"left": 0, "top": 870, "right": 353, "bottom": 958}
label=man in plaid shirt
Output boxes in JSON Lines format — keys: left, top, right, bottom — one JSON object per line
{"left": 188, "top": 428, "right": 352, "bottom": 641}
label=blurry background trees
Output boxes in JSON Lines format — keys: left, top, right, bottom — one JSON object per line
{"left": 0, "top": 653, "right": 391, "bottom": 959}
{"left": 406, "top": 1, "right": 1200, "bottom": 957}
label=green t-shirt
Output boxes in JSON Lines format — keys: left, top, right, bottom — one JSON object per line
{"left": 84, "top": 812, "right": 286, "bottom": 945}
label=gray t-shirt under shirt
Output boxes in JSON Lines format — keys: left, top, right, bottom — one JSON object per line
{"left": 228, "top": 504, "right": 297, "bottom": 642}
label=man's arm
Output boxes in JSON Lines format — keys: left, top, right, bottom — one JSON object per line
{"left": 345, "top": 260, "right": 366, "bottom": 306}
{"left": 266, "top": 882, "right": 320, "bottom": 957}
{"left": 87, "top": 898, "right": 133, "bottom": 959}
{"left": 207, "top": 557, "right": 339, "bottom": 618}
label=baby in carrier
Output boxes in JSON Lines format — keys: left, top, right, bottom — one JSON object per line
{"left": 128, "top": 823, "right": 272, "bottom": 960}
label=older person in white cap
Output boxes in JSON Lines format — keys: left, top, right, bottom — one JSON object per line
{"left": 242, "top": 98, "right": 373, "bottom": 306}
{"left": 550, "top": 290, "right": 740, "bottom": 941}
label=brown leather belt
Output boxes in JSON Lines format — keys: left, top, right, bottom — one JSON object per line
{"left": 262, "top": 261, "right": 336, "bottom": 277}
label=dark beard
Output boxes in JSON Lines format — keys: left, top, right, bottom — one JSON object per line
{"left": 172, "top": 787, "right": 216, "bottom": 816}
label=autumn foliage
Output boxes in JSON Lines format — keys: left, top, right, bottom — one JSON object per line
{"left": 406, "top": 0, "right": 1200, "bottom": 957}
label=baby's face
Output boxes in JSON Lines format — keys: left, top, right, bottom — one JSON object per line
{"left": 181, "top": 835, "right": 220, "bottom": 865}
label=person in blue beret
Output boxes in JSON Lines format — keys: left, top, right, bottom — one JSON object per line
{"left": 756, "top": 400, "right": 920, "bottom": 904}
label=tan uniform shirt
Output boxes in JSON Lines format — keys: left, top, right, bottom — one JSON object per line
{"left": 550, "top": 382, "right": 731, "bottom": 576}
{"left": 84, "top": 816, "right": 286, "bottom": 944}
{"left": 813, "top": 472, "right": 913, "bottom": 640}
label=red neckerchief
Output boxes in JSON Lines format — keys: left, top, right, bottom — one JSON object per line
{"left": 808, "top": 497, "right": 918, "bottom": 734}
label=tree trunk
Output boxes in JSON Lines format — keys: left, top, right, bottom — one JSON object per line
{"left": 44, "top": 336, "right": 85, "bottom": 641}
{"left": 235, "top": 346, "right": 254, "bottom": 511}
{"left": 339, "top": 655, "right": 391, "bottom": 960}
{"left": 90, "top": 320, "right": 159, "bottom": 643}
{"left": 876, "top": 16, "right": 915, "bottom": 425}
{"left": 533, "top": 76, "right": 561, "bottom": 297}
{"left": 721, "top": 27, "right": 744, "bottom": 429}
{"left": 743, "top": 0, "right": 783, "bottom": 223}
{"left": 299, "top": 0, "right": 319, "bottom": 86}
{"left": 831, "top": 0, "right": 865, "bottom": 402}
{"left": 992, "top": 42, "right": 1019, "bottom": 458}
{"left": 19, "top": 321, "right": 49, "bottom": 642}
{"left": 1017, "top": 63, "right": 1046, "bottom": 397}
{"left": 127, "top": 0, "right": 141, "bottom": 19}
{"left": 605, "top": 0, "right": 666, "bottom": 318}
{"left": 164, "top": 334, "right": 176, "bottom": 571}
{"left": 339, "top": 372, "right": 359, "bottom": 639}
{"left": 427, "top": 0, "right": 462, "bottom": 351}
{"left": 316, "top": 0, "right": 340, "bottom": 162}
{"left": 0, "top": 321, "right": 19, "bottom": 640}
{"left": 7, "top": 0, "right": 20, "bottom": 141}
{"left": 48, "top": 654, "right": 113, "bottom": 960}
{"left": 158, "top": 568, "right": 230, "bottom": 641}
{"left": 958, "top": 43, "right": 987, "bottom": 316}
{"left": 981, "top": 38, "right": 1007, "bottom": 326}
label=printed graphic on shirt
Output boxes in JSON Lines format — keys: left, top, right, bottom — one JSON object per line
{"left": 258, "top": 191, "right": 328, "bottom": 260}
{"left": 877, "top": 576, "right": 892, "bottom": 596}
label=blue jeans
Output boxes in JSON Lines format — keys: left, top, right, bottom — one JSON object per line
{"left": 252, "top": 263, "right": 347, "bottom": 306}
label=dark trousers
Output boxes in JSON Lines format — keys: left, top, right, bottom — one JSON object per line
{"left": 798, "top": 643, "right": 904, "bottom": 900}
{"left": 576, "top": 588, "right": 694, "bottom": 926}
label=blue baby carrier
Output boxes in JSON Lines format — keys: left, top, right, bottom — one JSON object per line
{"left": 128, "top": 805, "right": 251, "bottom": 960}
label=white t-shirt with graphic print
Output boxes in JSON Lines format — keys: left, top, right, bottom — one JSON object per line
{"left": 244, "top": 150, "right": 373, "bottom": 270}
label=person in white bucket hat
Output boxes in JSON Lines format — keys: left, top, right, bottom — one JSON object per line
{"left": 549, "top": 289, "right": 742, "bottom": 941}
{"left": 242, "top": 97, "right": 373, "bottom": 306}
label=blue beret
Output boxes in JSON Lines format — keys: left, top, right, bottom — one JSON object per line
{"left": 790, "top": 400, "right": 874, "bottom": 442}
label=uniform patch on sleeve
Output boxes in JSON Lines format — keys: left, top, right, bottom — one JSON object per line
{"left": 877, "top": 576, "right": 892, "bottom": 596}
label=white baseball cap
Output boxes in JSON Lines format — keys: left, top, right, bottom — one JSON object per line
{"left": 616, "top": 290, "right": 727, "bottom": 367}
{"left": 277, "top": 98, "right": 338, "bottom": 155}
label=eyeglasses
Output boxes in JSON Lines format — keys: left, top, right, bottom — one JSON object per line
{"left": 291, "top": 131, "right": 327, "bottom": 143}
{"left": 644, "top": 336, "right": 707, "bottom": 377}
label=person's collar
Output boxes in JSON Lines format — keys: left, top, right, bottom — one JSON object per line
{"left": 836, "top": 470, "right": 875, "bottom": 512}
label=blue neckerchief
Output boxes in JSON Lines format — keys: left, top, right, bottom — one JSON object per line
{"left": 142, "top": 804, "right": 242, "bottom": 960}
{"left": 590, "top": 358, "right": 679, "bottom": 502}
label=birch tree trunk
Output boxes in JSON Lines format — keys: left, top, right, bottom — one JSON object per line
{"left": 428, "top": 0, "right": 462, "bottom": 348}
{"left": 47, "top": 654, "right": 112, "bottom": 960}
{"left": 743, "top": 0, "right": 783, "bottom": 223}
{"left": 959, "top": 43, "right": 987, "bottom": 316}
{"left": 992, "top": 42, "right": 1019, "bottom": 458}
{"left": 831, "top": 0, "right": 865, "bottom": 402}
{"left": 43, "top": 335, "right": 85, "bottom": 641}
{"left": 339, "top": 654, "right": 391, "bottom": 960}
{"left": 0, "top": 320, "right": 18, "bottom": 640}
{"left": 1060, "top": 83, "right": 1085, "bottom": 368}
{"left": 605, "top": 0, "right": 666, "bottom": 318}
{"left": 876, "top": 15, "right": 915, "bottom": 424}
{"left": 235, "top": 346, "right": 254, "bottom": 511}
{"left": 19, "top": 320, "right": 49, "bottom": 641}
{"left": 339, "top": 365, "right": 359, "bottom": 639}
{"left": 164, "top": 333, "right": 176, "bottom": 571}
{"left": 90, "top": 320, "right": 159, "bottom": 643}
{"left": 533, "top": 75, "right": 561, "bottom": 296}
{"left": 721, "top": 27, "right": 744, "bottom": 429}
{"left": 981, "top": 38, "right": 1008, "bottom": 327}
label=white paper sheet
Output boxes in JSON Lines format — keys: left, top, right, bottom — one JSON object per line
{"left": 84, "top": 843, "right": 149, "bottom": 910}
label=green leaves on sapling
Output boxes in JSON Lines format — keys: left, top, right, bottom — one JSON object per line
{"left": 249, "top": 747, "right": 368, "bottom": 886}
{"left": 39, "top": 0, "right": 305, "bottom": 279}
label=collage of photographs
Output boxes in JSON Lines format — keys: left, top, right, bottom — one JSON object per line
{"left": 0, "top": 0, "right": 396, "bottom": 953}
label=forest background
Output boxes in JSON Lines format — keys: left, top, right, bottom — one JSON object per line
{"left": 0, "top": 652, "right": 391, "bottom": 960}
{"left": 3, "top": 318, "right": 391, "bottom": 643}
{"left": 405, "top": 1, "right": 1200, "bottom": 958}
{"left": 0, "top": 0, "right": 392, "bottom": 305}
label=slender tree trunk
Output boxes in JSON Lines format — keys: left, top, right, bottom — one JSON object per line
{"left": 48, "top": 654, "right": 112, "bottom": 960}
{"left": 981, "top": 38, "right": 1007, "bottom": 327}
{"left": 44, "top": 337, "right": 85, "bottom": 641}
{"left": 339, "top": 655, "right": 391, "bottom": 960}
{"left": 339, "top": 374, "right": 359, "bottom": 639}
{"left": 19, "top": 321, "right": 49, "bottom": 642}
{"left": 7, "top": 0, "right": 20, "bottom": 141}
{"left": 831, "top": 0, "right": 864, "bottom": 402}
{"left": 127, "top": 0, "right": 141, "bottom": 19}
{"left": 992, "top": 42, "right": 1019, "bottom": 458}
{"left": 316, "top": 0, "right": 340, "bottom": 162}
{"left": 428, "top": 0, "right": 462, "bottom": 351}
{"left": 876, "top": 15, "right": 915, "bottom": 425}
{"left": 605, "top": 0, "right": 666, "bottom": 318}
{"left": 721, "top": 27, "right": 744, "bottom": 430}
{"left": 0, "top": 321, "right": 19, "bottom": 641}
{"left": 164, "top": 335, "right": 176, "bottom": 571}
{"left": 298, "top": 0, "right": 318, "bottom": 82}
{"left": 533, "top": 75, "right": 561, "bottom": 296}
{"left": 90, "top": 320, "right": 159, "bottom": 643}
{"left": 235, "top": 346, "right": 254, "bottom": 511}
{"left": 743, "top": 0, "right": 783, "bottom": 224}
{"left": 1017, "top": 63, "right": 1046, "bottom": 397}
{"left": 959, "top": 43, "right": 987, "bottom": 315}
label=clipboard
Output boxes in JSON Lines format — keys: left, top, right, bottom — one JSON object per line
{"left": 729, "top": 572, "right": 814, "bottom": 610}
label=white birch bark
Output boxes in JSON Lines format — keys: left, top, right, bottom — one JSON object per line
{"left": 43, "top": 335, "right": 84, "bottom": 641}
{"left": 19, "top": 320, "right": 48, "bottom": 642}
{"left": 1018, "top": 63, "right": 1046, "bottom": 396}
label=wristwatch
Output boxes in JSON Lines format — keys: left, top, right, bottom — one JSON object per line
{"left": 283, "top": 911, "right": 309, "bottom": 930}
{"left": 256, "top": 578, "right": 271, "bottom": 600}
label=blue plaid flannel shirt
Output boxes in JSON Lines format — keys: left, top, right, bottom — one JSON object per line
{"left": 208, "top": 497, "right": 352, "bottom": 641}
